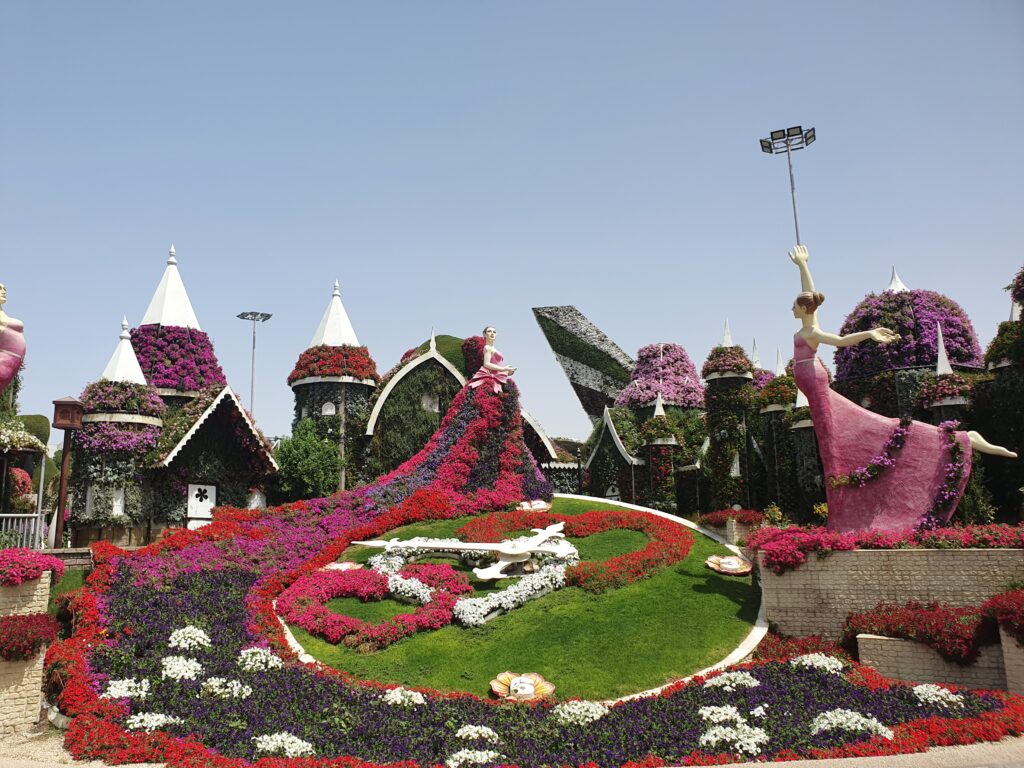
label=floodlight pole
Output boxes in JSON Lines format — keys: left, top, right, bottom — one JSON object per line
{"left": 785, "top": 141, "right": 801, "bottom": 245}
{"left": 760, "top": 126, "right": 816, "bottom": 246}
{"left": 237, "top": 311, "right": 272, "bottom": 418}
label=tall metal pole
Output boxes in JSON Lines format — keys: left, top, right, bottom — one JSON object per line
{"left": 54, "top": 431, "right": 72, "bottom": 547}
{"left": 250, "top": 319, "right": 257, "bottom": 418}
{"left": 786, "top": 141, "right": 801, "bottom": 245}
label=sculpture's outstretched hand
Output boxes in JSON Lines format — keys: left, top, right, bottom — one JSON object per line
{"left": 868, "top": 327, "right": 900, "bottom": 344}
{"left": 788, "top": 245, "right": 809, "bottom": 265}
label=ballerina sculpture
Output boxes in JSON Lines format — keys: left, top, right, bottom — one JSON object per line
{"left": 788, "top": 245, "right": 1015, "bottom": 533}
{"left": 468, "top": 326, "right": 517, "bottom": 393}
{"left": 0, "top": 283, "right": 26, "bottom": 397}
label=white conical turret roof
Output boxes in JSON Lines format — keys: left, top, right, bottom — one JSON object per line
{"left": 101, "top": 317, "right": 148, "bottom": 384}
{"left": 722, "top": 319, "right": 734, "bottom": 347}
{"left": 795, "top": 387, "right": 809, "bottom": 408}
{"left": 935, "top": 322, "right": 953, "bottom": 375}
{"left": 652, "top": 391, "right": 666, "bottom": 417}
{"left": 775, "top": 346, "right": 786, "bottom": 376}
{"left": 140, "top": 245, "right": 202, "bottom": 329}
{"left": 1012, "top": 298, "right": 1021, "bottom": 322}
{"left": 751, "top": 339, "right": 761, "bottom": 368}
{"left": 309, "top": 280, "right": 360, "bottom": 348}
{"left": 886, "top": 267, "right": 910, "bottom": 293}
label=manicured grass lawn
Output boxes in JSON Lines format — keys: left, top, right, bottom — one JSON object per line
{"left": 48, "top": 567, "right": 86, "bottom": 614}
{"left": 290, "top": 498, "right": 758, "bottom": 700}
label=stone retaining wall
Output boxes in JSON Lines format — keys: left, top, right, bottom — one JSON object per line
{"left": 0, "top": 571, "right": 50, "bottom": 617}
{"left": 725, "top": 519, "right": 759, "bottom": 546}
{"left": 857, "top": 634, "right": 1006, "bottom": 690}
{"left": 0, "top": 653, "right": 45, "bottom": 735}
{"left": 759, "top": 549, "right": 1024, "bottom": 637}
{"left": 1001, "top": 628, "right": 1024, "bottom": 695}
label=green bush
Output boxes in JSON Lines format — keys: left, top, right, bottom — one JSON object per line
{"left": 18, "top": 414, "right": 50, "bottom": 444}
{"left": 273, "top": 419, "right": 341, "bottom": 501}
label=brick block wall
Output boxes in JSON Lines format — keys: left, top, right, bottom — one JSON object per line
{"left": 0, "top": 570, "right": 50, "bottom": 617}
{"left": 1001, "top": 628, "right": 1024, "bottom": 695}
{"left": 857, "top": 634, "right": 1006, "bottom": 690}
{"left": 0, "top": 653, "right": 45, "bottom": 734}
{"left": 725, "top": 519, "right": 759, "bottom": 546}
{"left": 759, "top": 549, "right": 1024, "bottom": 637}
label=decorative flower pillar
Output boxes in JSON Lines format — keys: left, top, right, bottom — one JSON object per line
{"left": 787, "top": 385, "right": 826, "bottom": 520}
{"left": 702, "top": 332, "right": 755, "bottom": 509}
{"left": 757, "top": 371, "right": 799, "bottom": 515}
{"left": 639, "top": 395, "right": 679, "bottom": 512}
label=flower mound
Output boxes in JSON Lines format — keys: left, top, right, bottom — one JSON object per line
{"left": 130, "top": 324, "right": 227, "bottom": 391}
{"left": 75, "top": 380, "right": 167, "bottom": 455}
{"left": 614, "top": 343, "right": 704, "bottom": 409}
{"left": 834, "top": 289, "right": 982, "bottom": 380}
{"left": 702, "top": 345, "right": 753, "bottom": 378}
{"left": 0, "top": 547, "right": 64, "bottom": 586}
{"left": 288, "top": 345, "right": 380, "bottom": 384}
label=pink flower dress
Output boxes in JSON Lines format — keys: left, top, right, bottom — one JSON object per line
{"left": 793, "top": 333, "right": 971, "bottom": 533}
{"left": 0, "top": 316, "right": 25, "bottom": 394}
{"left": 468, "top": 348, "right": 510, "bottom": 394}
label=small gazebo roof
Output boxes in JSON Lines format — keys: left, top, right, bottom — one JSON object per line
{"left": 100, "top": 317, "right": 147, "bottom": 384}
{"left": 309, "top": 280, "right": 360, "bottom": 348}
{"left": 140, "top": 245, "right": 202, "bottom": 329}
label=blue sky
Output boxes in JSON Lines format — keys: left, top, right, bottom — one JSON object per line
{"left": 2, "top": 2, "right": 1021, "bottom": 443}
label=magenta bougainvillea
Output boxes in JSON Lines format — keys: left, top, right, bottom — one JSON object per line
{"left": 752, "top": 368, "right": 775, "bottom": 390}
{"left": 701, "top": 345, "right": 753, "bottom": 378}
{"left": 834, "top": 289, "right": 982, "bottom": 381}
{"left": 80, "top": 380, "right": 165, "bottom": 417}
{"left": 74, "top": 380, "right": 166, "bottom": 456}
{"left": 461, "top": 336, "right": 485, "bottom": 377}
{"left": 288, "top": 345, "right": 380, "bottom": 385}
{"left": 130, "top": 324, "right": 226, "bottom": 391}
{"left": 615, "top": 343, "right": 704, "bottom": 408}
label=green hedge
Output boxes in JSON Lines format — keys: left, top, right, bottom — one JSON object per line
{"left": 535, "top": 315, "right": 632, "bottom": 385}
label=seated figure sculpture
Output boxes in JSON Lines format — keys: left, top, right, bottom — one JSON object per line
{"left": 788, "top": 245, "right": 1015, "bottom": 533}
{"left": 0, "top": 282, "right": 25, "bottom": 396}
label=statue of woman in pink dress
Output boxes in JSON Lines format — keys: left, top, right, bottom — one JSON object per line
{"left": 0, "top": 283, "right": 26, "bottom": 396}
{"left": 788, "top": 246, "right": 1015, "bottom": 533}
{"left": 468, "top": 326, "right": 517, "bottom": 393}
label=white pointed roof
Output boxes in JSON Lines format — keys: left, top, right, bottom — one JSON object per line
{"left": 101, "top": 317, "right": 148, "bottom": 385}
{"left": 653, "top": 391, "right": 666, "bottom": 417}
{"left": 309, "top": 280, "right": 360, "bottom": 348}
{"left": 751, "top": 339, "right": 761, "bottom": 368}
{"left": 140, "top": 245, "right": 202, "bottom": 329}
{"left": 775, "top": 347, "right": 786, "bottom": 376}
{"left": 1012, "top": 299, "right": 1022, "bottom": 322}
{"left": 722, "top": 319, "right": 734, "bottom": 347}
{"left": 886, "top": 267, "right": 910, "bottom": 293}
{"left": 935, "top": 322, "right": 953, "bottom": 376}
{"left": 795, "top": 387, "right": 809, "bottom": 408}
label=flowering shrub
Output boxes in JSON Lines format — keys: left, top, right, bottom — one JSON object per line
{"left": 614, "top": 343, "right": 704, "bottom": 409}
{"left": 462, "top": 336, "right": 485, "bottom": 377}
{"left": 130, "top": 324, "right": 227, "bottom": 391}
{"left": 751, "top": 368, "right": 775, "bottom": 391}
{"left": 1012, "top": 265, "right": 1024, "bottom": 306}
{"left": 288, "top": 345, "right": 380, "bottom": 384}
{"left": 75, "top": 422, "right": 161, "bottom": 454}
{"left": 701, "top": 346, "right": 753, "bottom": 378}
{"left": 834, "top": 289, "right": 982, "bottom": 380}
{"left": 698, "top": 509, "right": 765, "bottom": 528}
{"left": 983, "top": 589, "right": 1024, "bottom": 646}
{"left": 985, "top": 320, "right": 1024, "bottom": 367}
{"left": 0, "top": 419, "right": 45, "bottom": 453}
{"left": 914, "top": 373, "right": 974, "bottom": 407}
{"left": 0, "top": 612, "right": 58, "bottom": 660}
{"left": 457, "top": 508, "right": 693, "bottom": 593}
{"left": 0, "top": 547, "right": 65, "bottom": 585}
{"left": 8, "top": 466, "right": 31, "bottom": 496}
{"left": 80, "top": 380, "right": 166, "bottom": 416}
{"left": 747, "top": 523, "right": 1024, "bottom": 574}
{"left": 757, "top": 374, "right": 797, "bottom": 409}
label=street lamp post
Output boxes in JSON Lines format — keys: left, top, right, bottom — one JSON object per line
{"left": 759, "top": 125, "right": 816, "bottom": 245}
{"left": 237, "top": 311, "right": 272, "bottom": 418}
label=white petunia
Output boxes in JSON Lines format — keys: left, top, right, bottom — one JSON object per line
{"left": 912, "top": 683, "right": 964, "bottom": 709}
{"left": 101, "top": 678, "right": 150, "bottom": 700}
{"left": 749, "top": 705, "right": 768, "bottom": 718}
{"left": 161, "top": 655, "right": 202, "bottom": 681}
{"left": 445, "top": 748, "right": 505, "bottom": 768}
{"left": 811, "top": 709, "right": 893, "bottom": 740}
{"left": 699, "top": 722, "right": 770, "bottom": 757}
{"left": 702, "top": 670, "right": 760, "bottom": 692}
{"left": 253, "top": 731, "right": 315, "bottom": 757}
{"left": 789, "top": 653, "right": 846, "bottom": 675}
{"left": 699, "top": 705, "right": 744, "bottom": 724}
{"left": 551, "top": 700, "right": 610, "bottom": 726}
{"left": 237, "top": 646, "right": 283, "bottom": 672}
{"left": 388, "top": 573, "right": 434, "bottom": 604}
{"left": 168, "top": 625, "right": 212, "bottom": 651}
{"left": 453, "top": 564, "right": 568, "bottom": 627}
{"left": 381, "top": 686, "right": 426, "bottom": 707}
{"left": 201, "top": 677, "right": 253, "bottom": 699}
{"left": 455, "top": 724, "right": 501, "bottom": 743}
{"left": 124, "top": 712, "right": 183, "bottom": 731}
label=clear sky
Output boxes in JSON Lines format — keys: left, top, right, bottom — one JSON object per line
{"left": 2, "top": 2, "right": 1022, "bottom": 444}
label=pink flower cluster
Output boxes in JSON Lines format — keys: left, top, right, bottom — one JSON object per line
{"left": 615, "top": 343, "right": 705, "bottom": 409}
{"left": 74, "top": 423, "right": 161, "bottom": 454}
{"left": 80, "top": 380, "right": 165, "bottom": 417}
{"left": 8, "top": 467, "right": 32, "bottom": 496}
{"left": 0, "top": 548, "right": 65, "bottom": 586}
{"left": 701, "top": 345, "right": 753, "bottom": 378}
{"left": 130, "top": 324, "right": 226, "bottom": 391}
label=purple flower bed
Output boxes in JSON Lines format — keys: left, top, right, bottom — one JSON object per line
{"left": 752, "top": 369, "right": 775, "bottom": 391}
{"left": 835, "top": 289, "right": 982, "bottom": 381}
{"left": 130, "top": 324, "right": 227, "bottom": 391}
{"left": 75, "top": 423, "right": 161, "bottom": 454}
{"left": 615, "top": 344, "right": 704, "bottom": 409}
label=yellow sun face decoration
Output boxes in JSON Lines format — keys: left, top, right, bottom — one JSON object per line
{"left": 489, "top": 671, "right": 555, "bottom": 701}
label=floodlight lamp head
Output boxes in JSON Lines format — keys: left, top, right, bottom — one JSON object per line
{"left": 804, "top": 127, "right": 816, "bottom": 144}
{"left": 770, "top": 129, "right": 786, "bottom": 141}
{"left": 787, "top": 125, "right": 803, "bottom": 137}
{"left": 760, "top": 138, "right": 773, "bottom": 153}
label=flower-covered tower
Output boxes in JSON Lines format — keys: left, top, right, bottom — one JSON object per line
{"left": 289, "top": 281, "right": 379, "bottom": 489}
{"left": 130, "top": 245, "right": 226, "bottom": 408}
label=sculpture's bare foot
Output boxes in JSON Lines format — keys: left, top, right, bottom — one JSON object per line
{"left": 968, "top": 430, "right": 1018, "bottom": 458}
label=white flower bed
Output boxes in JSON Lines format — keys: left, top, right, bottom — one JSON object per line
{"left": 388, "top": 573, "right": 434, "bottom": 604}
{"left": 453, "top": 564, "right": 567, "bottom": 627}
{"left": 368, "top": 539, "right": 488, "bottom": 575}
{"left": 455, "top": 724, "right": 501, "bottom": 743}
{"left": 201, "top": 677, "right": 253, "bottom": 699}
{"left": 253, "top": 731, "right": 315, "bottom": 757}
{"left": 237, "top": 646, "right": 283, "bottom": 672}
{"left": 551, "top": 700, "right": 609, "bottom": 726}
{"left": 381, "top": 686, "right": 426, "bottom": 707}
{"left": 789, "top": 653, "right": 846, "bottom": 675}
{"left": 702, "top": 670, "right": 760, "bottom": 692}
{"left": 161, "top": 655, "right": 202, "bottom": 681}
{"left": 101, "top": 677, "right": 150, "bottom": 700}
{"left": 446, "top": 748, "right": 505, "bottom": 768}
{"left": 912, "top": 683, "right": 964, "bottom": 709}
{"left": 168, "top": 625, "right": 212, "bottom": 651}
{"left": 699, "top": 704, "right": 744, "bottom": 724}
{"left": 811, "top": 709, "right": 893, "bottom": 740}
{"left": 699, "top": 722, "right": 770, "bottom": 757}
{"left": 125, "top": 712, "right": 183, "bottom": 731}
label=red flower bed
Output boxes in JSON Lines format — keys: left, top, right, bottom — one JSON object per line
{"left": 698, "top": 508, "right": 765, "bottom": 527}
{"left": 456, "top": 509, "right": 694, "bottom": 593}
{"left": 0, "top": 547, "right": 65, "bottom": 586}
{"left": 0, "top": 612, "right": 59, "bottom": 660}
{"left": 752, "top": 631, "right": 848, "bottom": 663}
{"left": 288, "top": 345, "right": 380, "bottom": 385}
{"left": 842, "top": 601, "right": 999, "bottom": 664}
{"left": 983, "top": 589, "right": 1024, "bottom": 646}
{"left": 462, "top": 336, "right": 485, "bottom": 376}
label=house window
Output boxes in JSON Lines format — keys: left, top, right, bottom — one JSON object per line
{"left": 421, "top": 393, "right": 440, "bottom": 413}
{"left": 321, "top": 402, "right": 336, "bottom": 416}
{"left": 605, "top": 484, "right": 620, "bottom": 501}
{"left": 301, "top": 404, "right": 310, "bottom": 419}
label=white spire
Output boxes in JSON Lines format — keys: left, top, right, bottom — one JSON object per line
{"left": 308, "top": 279, "right": 360, "bottom": 348}
{"left": 1012, "top": 298, "right": 1022, "bottom": 322}
{"left": 886, "top": 267, "right": 910, "bottom": 293}
{"left": 751, "top": 339, "right": 761, "bottom": 368}
{"left": 722, "top": 319, "right": 734, "bottom": 347}
{"left": 775, "top": 346, "right": 786, "bottom": 376}
{"left": 140, "top": 244, "right": 202, "bottom": 329}
{"left": 935, "top": 322, "right": 953, "bottom": 375}
{"left": 653, "top": 391, "right": 666, "bottom": 417}
{"left": 795, "top": 386, "right": 809, "bottom": 408}
{"left": 100, "top": 316, "right": 147, "bottom": 385}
